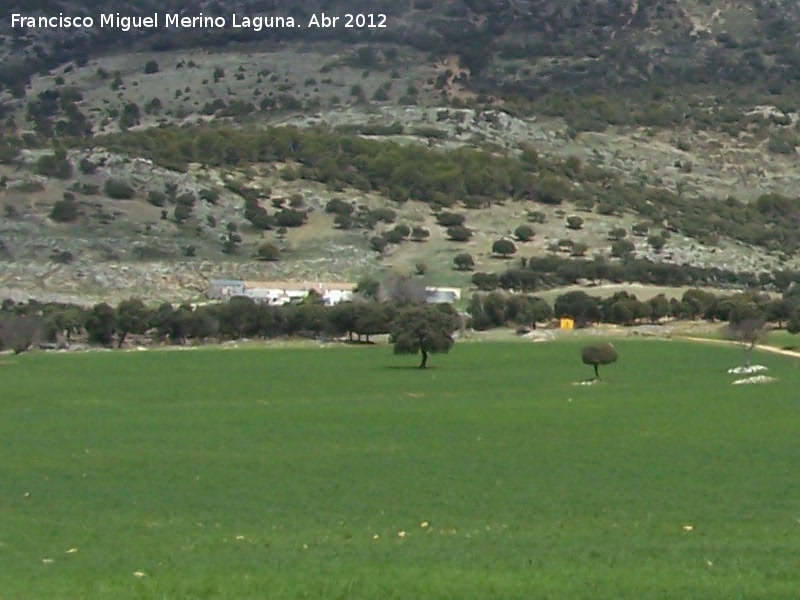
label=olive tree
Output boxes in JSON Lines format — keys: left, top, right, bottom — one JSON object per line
{"left": 390, "top": 305, "right": 459, "bottom": 368}
{"left": 581, "top": 343, "right": 618, "bottom": 380}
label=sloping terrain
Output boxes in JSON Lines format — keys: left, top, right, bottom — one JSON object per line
{"left": 2, "top": 0, "right": 800, "bottom": 303}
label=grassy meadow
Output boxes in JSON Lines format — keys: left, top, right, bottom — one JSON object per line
{"left": 1, "top": 339, "right": 800, "bottom": 599}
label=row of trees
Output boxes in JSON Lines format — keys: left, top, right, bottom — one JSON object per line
{"left": 5, "top": 283, "right": 800, "bottom": 353}
{"left": 0, "top": 296, "right": 459, "bottom": 368}
{"left": 472, "top": 255, "right": 800, "bottom": 294}
{"left": 465, "top": 287, "right": 800, "bottom": 331}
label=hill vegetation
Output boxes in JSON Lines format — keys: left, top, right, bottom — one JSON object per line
{"left": 3, "top": 1, "right": 800, "bottom": 302}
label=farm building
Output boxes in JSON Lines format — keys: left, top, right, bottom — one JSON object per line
{"left": 207, "top": 279, "right": 356, "bottom": 306}
{"left": 425, "top": 287, "right": 462, "bottom": 304}
{"left": 208, "top": 280, "right": 462, "bottom": 306}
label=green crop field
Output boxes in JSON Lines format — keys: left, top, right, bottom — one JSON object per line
{"left": 1, "top": 340, "right": 799, "bottom": 599}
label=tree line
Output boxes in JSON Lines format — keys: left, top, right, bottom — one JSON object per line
{"left": 472, "top": 255, "right": 800, "bottom": 294}
{"left": 4, "top": 282, "right": 800, "bottom": 357}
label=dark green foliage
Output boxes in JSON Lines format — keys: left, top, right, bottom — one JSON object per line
{"left": 611, "top": 239, "right": 635, "bottom": 259}
{"left": 555, "top": 291, "right": 602, "bottom": 325}
{"left": 85, "top": 303, "right": 117, "bottom": 347}
{"left": 257, "top": 242, "right": 280, "bottom": 261}
{"left": 390, "top": 304, "right": 459, "bottom": 368}
{"left": 244, "top": 198, "right": 272, "bottom": 230}
{"left": 146, "top": 190, "right": 167, "bottom": 207}
{"left": 447, "top": 225, "right": 472, "bottom": 242}
{"left": 104, "top": 178, "right": 135, "bottom": 199}
{"left": 647, "top": 234, "right": 667, "bottom": 253}
{"left": 355, "top": 276, "right": 380, "bottom": 301}
{"left": 93, "top": 119, "right": 800, "bottom": 254}
{"left": 453, "top": 253, "right": 475, "bottom": 271}
{"left": 537, "top": 175, "right": 570, "bottom": 205}
{"left": 566, "top": 215, "right": 584, "bottom": 230}
{"left": 173, "top": 203, "right": 193, "bottom": 223}
{"left": 325, "top": 198, "right": 353, "bottom": 215}
{"left": 514, "top": 225, "right": 535, "bottom": 242}
{"left": 199, "top": 188, "right": 219, "bottom": 204}
{"left": 492, "top": 239, "right": 517, "bottom": 257}
{"left": 436, "top": 212, "right": 466, "bottom": 227}
{"left": 273, "top": 209, "right": 306, "bottom": 228}
{"left": 115, "top": 298, "right": 150, "bottom": 348}
{"left": 370, "top": 236, "right": 388, "bottom": 253}
{"left": 527, "top": 211, "right": 547, "bottom": 224}
{"left": 50, "top": 197, "right": 80, "bottom": 223}
{"left": 143, "top": 60, "right": 160, "bottom": 74}
{"left": 35, "top": 150, "right": 72, "bottom": 179}
{"left": 119, "top": 102, "right": 141, "bottom": 129}
{"left": 472, "top": 272, "right": 499, "bottom": 291}
{"left": 607, "top": 227, "right": 627, "bottom": 241}
{"left": 410, "top": 226, "right": 430, "bottom": 242}
{"left": 581, "top": 343, "right": 618, "bottom": 379}
{"left": 371, "top": 207, "right": 397, "bottom": 224}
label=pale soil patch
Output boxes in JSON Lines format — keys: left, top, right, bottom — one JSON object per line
{"left": 732, "top": 375, "right": 776, "bottom": 385}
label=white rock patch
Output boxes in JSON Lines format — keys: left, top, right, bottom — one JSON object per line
{"left": 732, "top": 375, "right": 776, "bottom": 385}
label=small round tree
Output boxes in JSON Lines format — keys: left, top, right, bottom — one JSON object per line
{"left": 453, "top": 252, "right": 475, "bottom": 271}
{"left": 492, "top": 238, "right": 517, "bottom": 258}
{"left": 257, "top": 242, "right": 280, "bottom": 261}
{"left": 581, "top": 343, "right": 618, "bottom": 380}
{"left": 410, "top": 226, "right": 430, "bottom": 242}
{"left": 514, "top": 224, "right": 535, "bottom": 242}
{"left": 566, "top": 216, "right": 584, "bottom": 230}
{"left": 447, "top": 225, "right": 472, "bottom": 242}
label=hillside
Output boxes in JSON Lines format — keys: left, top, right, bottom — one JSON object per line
{"left": 2, "top": 0, "right": 800, "bottom": 303}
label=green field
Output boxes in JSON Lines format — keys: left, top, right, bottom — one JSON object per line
{"left": 2, "top": 340, "right": 800, "bottom": 599}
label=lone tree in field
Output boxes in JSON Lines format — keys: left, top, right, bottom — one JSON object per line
{"left": 725, "top": 303, "right": 767, "bottom": 367}
{"left": 581, "top": 343, "right": 618, "bottom": 380}
{"left": 390, "top": 305, "right": 459, "bottom": 368}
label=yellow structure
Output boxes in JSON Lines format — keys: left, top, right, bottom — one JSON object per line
{"left": 559, "top": 318, "right": 575, "bottom": 330}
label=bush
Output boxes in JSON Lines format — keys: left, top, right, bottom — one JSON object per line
{"left": 173, "top": 203, "right": 193, "bottom": 223}
{"left": 274, "top": 208, "right": 306, "bottom": 227}
{"left": 514, "top": 224, "right": 535, "bottom": 241}
{"left": 492, "top": 238, "right": 517, "bottom": 257}
{"left": 607, "top": 227, "right": 627, "bottom": 241}
{"left": 370, "top": 236, "right": 388, "bottom": 253}
{"left": 611, "top": 239, "right": 635, "bottom": 258}
{"left": 436, "top": 212, "right": 466, "bottom": 227}
{"left": 143, "top": 60, "right": 160, "bottom": 74}
{"left": 50, "top": 198, "right": 79, "bottom": 223}
{"left": 257, "top": 242, "right": 280, "bottom": 261}
{"left": 199, "top": 188, "right": 219, "bottom": 204}
{"left": 146, "top": 190, "right": 167, "bottom": 207}
{"left": 566, "top": 216, "right": 584, "bottom": 230}
{"left": 325, "top": 198, "right": 353, "bottom": 215}
{"left": 537, "top": 175, "right": 569, "bottom": 205}
{"left": 78, "top": 157, "right": 97, "bottom": 174}
{"left": 35, "top": 152, "right": 72, "bottom": 179}
{"left": 453, "top": 253, "right": 475, "bottom": 271}
{"left": 447, "top": 225, "right": 472, "bottom": 242}
{"left": 104, "top": 178, "right": 135, "bottom": 199}
{"left": 410, "top": 226, "right": 430, "bottom": 242}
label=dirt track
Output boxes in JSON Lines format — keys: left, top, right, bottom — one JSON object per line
{"left": 676, "top": 335, "right": 800, "bottom": 360}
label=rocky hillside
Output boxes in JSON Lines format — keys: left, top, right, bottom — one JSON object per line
{"left": 2, "top": 0, "right": 800, "bottom": 303}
